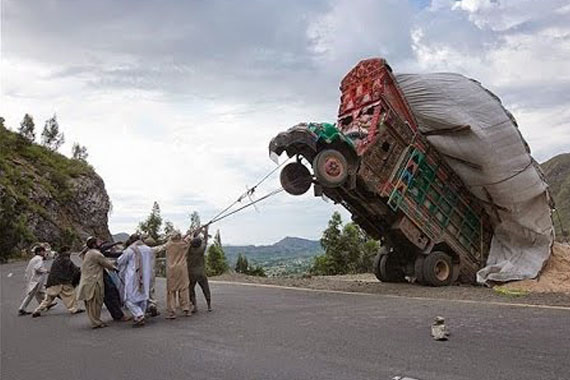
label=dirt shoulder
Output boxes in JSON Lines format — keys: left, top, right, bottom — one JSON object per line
{"left": 211, "top": 272, "right": 570, "bottom": 308}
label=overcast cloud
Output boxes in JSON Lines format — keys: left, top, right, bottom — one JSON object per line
{"left": 2, "top": 0, "right": 569, "bottom": 244}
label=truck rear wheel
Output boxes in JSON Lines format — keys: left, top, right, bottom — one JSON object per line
{"left": 280, "top": 162, "right": 312, "bottom": 196}
{"left": 423, "top": 251, "right": 453, "bottom": 286}
{"left": 313, "top": 149, "right": 349, "bottom": 188}
{"left": 414, "top": 255, "right": 426, "bottom": 285}
{"left": 373, "top": 251, "right": 405, "bottom": 283}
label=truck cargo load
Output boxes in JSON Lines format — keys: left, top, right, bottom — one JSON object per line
{"left": 395, "top": 72, "right": 554, "bottom": 283}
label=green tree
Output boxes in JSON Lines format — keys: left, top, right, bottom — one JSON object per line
{"left": 358, "top": 239, "right": 380, "bottom": 273}
{"left": 163, "top": 220, "right": 175, "bottom": 236}
{"left": 206, "top": 228, "right": 229, "bottom": 276}
{"left": 320, "top": 211, "right": 343, "bottom": 252}
{"left": 214, "top": 229, "right": 222, "bottom": 247}
{"left": 340, "top": 222, "right": 363, "bottom": 273}
{"left": 235, "top": 253, "right": 249, "bottom": 273}
{"left": 0, "top": 187, "right": 35, "bottom": 262}
{"left": 18, "top": 114, "right": 35, "bottom": 142}
{"left": 206, "top": 243, "right": 229, "bottom": 276}
{"left": 138, "top": 201, "right": 163, "bottom": 241}
{"left": 71, "top": 143, "right": 88, "bottom": 161}
{"left": 189, "top": 211, "right": 201, "bottom": 233}
{"left": 311, "top": 212, "right": 380, "bottom": 275}
{"left": 246, "top": 264, "right": 266, "bottom": 277}
{"left": 41, "top": 115, "right": 65, "bottom": 151}
{"left": 312, "top": 211, "right": 345, "bottom": 275}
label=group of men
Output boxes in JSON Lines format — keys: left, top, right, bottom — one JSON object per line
{"left": 17, "top": 225, "right": 212, "bottom": 329}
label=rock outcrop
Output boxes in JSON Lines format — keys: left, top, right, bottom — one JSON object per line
{"left": 541, "top": 153, "right": 570, "bottom": 240}
{"left": 0, "top": 125, "right": 111, "bottom": 260}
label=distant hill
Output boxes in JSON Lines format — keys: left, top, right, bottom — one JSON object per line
{"left": 542, "top": 153, "right": 570, "bottom": 240}
{"left": 224, "top": 236, "right": 322, "bottom": 264}
{"left": 112, "top": 232, "right": 130, "bottom": 242}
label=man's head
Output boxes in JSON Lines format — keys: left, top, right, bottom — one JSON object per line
{"left": 171, "top": 231, "right": 182, "bottom": 241}
{"left": 86, "top": 236, "right": 98, "bottom": 249}
{"left": 33, "top": 245, "right": 46, "bottom": 257}
{"left": 58, "top": 246, "right": 71, "bottom": 256}
{"left": 190, "top": 236, "right": 203, "bottom": 248}
{"left": 125, "top": 233, "right": 141, "bottom": 247}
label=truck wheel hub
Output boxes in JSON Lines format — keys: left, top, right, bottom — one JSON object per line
{"left": 324, "top": 159, "right": 342, "bottom": 177}
{"left": 435, "top": 260, "right": 450, "bottom": 281}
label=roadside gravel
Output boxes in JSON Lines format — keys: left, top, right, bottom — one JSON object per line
{"left": 211, "top": 272, "right": 570, "bottom": 307}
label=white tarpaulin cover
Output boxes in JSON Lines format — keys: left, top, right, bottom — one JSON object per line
{"left": 395, "top": 73, "right": 554, "bottom": 284}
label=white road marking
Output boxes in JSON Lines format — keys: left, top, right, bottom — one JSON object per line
{"left": 210, "top": 280, "right": 570, "bottom": 311}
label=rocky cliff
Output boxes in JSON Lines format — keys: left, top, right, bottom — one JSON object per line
{"left": 0, "top": 125, "right": 111, "bottom": 260}
{"left": 542, "top": 153, "right": 570, "bottom": 240}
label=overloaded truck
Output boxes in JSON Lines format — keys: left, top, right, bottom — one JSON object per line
{"left": 269, "top": 58, "right": 493, "bottom": 286}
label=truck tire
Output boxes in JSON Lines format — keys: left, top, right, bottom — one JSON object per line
{"left": 280, "top": 162, "right": 312, "bottom": 196}
{"left": 373, "top": 252, "right": 383, "bottom": 281}
{"left": 423, "top": 251, "right": 453, "bottom": 286}
{"left": 374, "top": 252, "right": 405, "bottom": 283}
{"left": 313, "top": 149, "right": 349, "bottom": 188}
{"left": 451, "top": 263, "right": 460, "bottom": 284}
{"left": 414, "top": 255, "right": 426, "bottom": 285}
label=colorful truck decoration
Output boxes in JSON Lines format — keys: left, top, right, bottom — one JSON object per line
{"left": 269, "top": 58, "right": 493, "bottom": 286}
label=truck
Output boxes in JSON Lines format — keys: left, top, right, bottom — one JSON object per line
{"left": 269, "top": 58, "right": 493, "bottom": 286}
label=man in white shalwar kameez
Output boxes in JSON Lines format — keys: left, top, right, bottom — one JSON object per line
{"left": 18, "top": 246, "right": 54, "bottom": 315}
{"left": 117, "top": 235, "right": 154, "bottom": 327}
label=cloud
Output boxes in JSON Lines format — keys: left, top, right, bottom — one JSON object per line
{"left": 2, "top": 0, "right": 568, "bottom": 243}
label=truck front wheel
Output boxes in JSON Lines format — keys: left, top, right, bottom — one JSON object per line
{"left": 313, "top": 149, "right": 349, "bottom": 188}
{"left": 423, "top": 251, "right": 453, "bottom": 286}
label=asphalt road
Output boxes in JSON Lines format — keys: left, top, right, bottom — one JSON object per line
{"left": 1, "top": 261, "right": 570, "bottom": 380}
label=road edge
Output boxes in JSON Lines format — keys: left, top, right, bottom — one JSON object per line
{"left": 210, "top": 280, "right": 570, "bottom": 311}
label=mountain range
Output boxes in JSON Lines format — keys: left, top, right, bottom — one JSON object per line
{"left": 224, "top": 236, "right": 322, "bottom": 263}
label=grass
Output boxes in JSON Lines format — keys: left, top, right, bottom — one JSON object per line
{"left": 493, "top": 286, "right": 530, "bottom": 298}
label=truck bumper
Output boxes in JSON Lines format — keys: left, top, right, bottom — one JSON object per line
{"left": 268, "top": 125, "right": 319, "bottom": 161}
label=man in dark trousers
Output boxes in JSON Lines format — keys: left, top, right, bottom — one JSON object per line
{"left": 83, "top": 240, "right": 130, "bottom": 322}
{"left": 99, "top": 240, "right": 132, "bottom": 322}
{"left": 32, "top": 247, "right": 84, "bottom": 317}
{"left": 187, "top": 225, "right": 212, "bottom": 313}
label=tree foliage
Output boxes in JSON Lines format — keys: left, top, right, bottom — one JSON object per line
{"left": 310, "top": 211, "right": 380, "bottom": 275}
{"left": 41, "top": 115, "right": 65, "bottom": 151}
{"left": 71, "top": 143, "right": 88, "bottom": 161}
{"left": 19, "top": 114, "right": 35, "bottom": 142}
{"left": 0, "top": 121, "right": 94, "bottom": 260}
{"left": 138, "top": 201, "right": 163, "bottom": 241}
{"left": 189, "top": 211, "right": 201, "bottom": 233}
{"left": 0, "top": 186, "right": 35, "bottom": 262}
{"left": 235, "top": 253, "right": 249, "bottom": 273}
{"left": 163, "top": 220, "right": 175, "bottom": 236}
{"left": 206, "top": 243, "right": 229, "bottom": 276}
{"left": 214, "top": 229, "right": 222, "bottom": 247}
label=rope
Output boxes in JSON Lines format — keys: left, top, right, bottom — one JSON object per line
{"left": 250, "top": 156, "right": 292, "bottom": 191}
{"left": 206, "top": 171, "right": 314, "bottom": 226}
{"left": 209, "top": 188, "right": 285, "bottom": 225}
{"left": 203, "top": 157, "right": 293, "bottom": 227}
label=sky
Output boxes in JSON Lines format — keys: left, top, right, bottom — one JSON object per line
{"left": 1, "top": 0, "right": 569, "bottom": 244}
